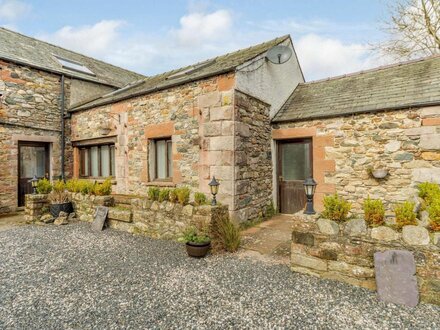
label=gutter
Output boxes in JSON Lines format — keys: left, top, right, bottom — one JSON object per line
{"left": 60, "top": 75, "right": 65, "bottom": 181}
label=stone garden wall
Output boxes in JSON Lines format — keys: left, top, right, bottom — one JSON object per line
{"left": 291, "top": 213, "right": 440, "bottom": 305}
{"left": 25, "top": 193, "right": 229, "bottom": 240}
{"left": 272, "top": 106, "right": 440, "bottom": 213}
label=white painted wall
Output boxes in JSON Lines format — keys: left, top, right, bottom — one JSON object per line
{"left": 235, "top": 38, "right": 304, "bottom": 118}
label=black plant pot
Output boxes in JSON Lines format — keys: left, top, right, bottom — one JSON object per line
{"left": 185, "top": 241, "right": 211, "bottom": 258}
{"left": 50, "top": 202, "right": 73, "bottom": 218}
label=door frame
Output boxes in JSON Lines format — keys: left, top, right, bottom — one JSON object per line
{"left": 276, "top": 138, "right": 313, "bottom": 213}
{"left": 17, "top": 141, "right": 50, "bottom": 206}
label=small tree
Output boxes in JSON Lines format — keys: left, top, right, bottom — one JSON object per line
{"left": 376, "top": 0, "right": 440, "bottom": 59}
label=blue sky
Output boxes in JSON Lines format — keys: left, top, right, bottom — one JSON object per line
{"left": 0, "top": 0, "right": 392, "bottom": 80}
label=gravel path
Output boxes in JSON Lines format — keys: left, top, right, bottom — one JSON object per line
{"left": 0, "top": 223, "right": 439, "bottom": 329}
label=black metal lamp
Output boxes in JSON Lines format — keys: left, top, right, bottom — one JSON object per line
{"left": 29, "top": 175, "right": 38, "bottom": 194}
{"left": 208, "top": 176, "right": 220, "bottom": 206}
{"left": 303, "top": 177, "right": 317, "bottom": 214}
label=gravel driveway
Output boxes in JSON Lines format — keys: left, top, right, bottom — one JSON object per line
{"left": 0, "top": 223, "right": 439, "bottom": 329}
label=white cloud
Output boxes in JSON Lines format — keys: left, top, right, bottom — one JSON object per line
{"left": 0, "top": 0, "right": 30, "bottom": 21}
{"left": 39, "top": 20, "right": 125, "bottom": 58}
{"left": 173, "top": 9, "right": 233, "bottom": 46}
{"left": 294, "top": 34, "right": 386, "bottom": 80}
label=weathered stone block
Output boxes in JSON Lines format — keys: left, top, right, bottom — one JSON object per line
{"left": 108, "top": 208, "right": 132, "bottom": 223}
{"left": 402, "top": 226, "right": 430, "bottom": 245}
{"left": 371, "top": 226, "right": 399, "bottom": 241}
{"left": 291, "top": 253, "right": 327, "bottom": 271}
{"left": 420, "top": 134, "right": 440, "bottom": 150}
{"left": 344, "top": 219, "right": 367, "bottom": 236}
{"left": 203, "top": 122, "right": 222, "bottom": 137}
{"left": 210, "top": 106, "right": 232, "bottom": 121}
{"left": 328, "top": 261, "right": 374, "bottom": 278}
{"left": 198, "top": 92, "right": 220, "bottom": 108}
{"left": 209, "top": 136, "right": 234, "bottom": 151}
{"left": 292, "top": 231, "right": 314, "bottom": 247}
{"left": 317, "top": 219, "right": 339, "bottom": 235}
{"left": 412, "top": 168, "right": 440, "bottom": 184}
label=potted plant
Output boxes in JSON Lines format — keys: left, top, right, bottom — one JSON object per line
{"left": 48, "top": 180, "right": 73, "bottom": 217}
{"left": 179, "top": 226, "right": 211, "bottom": 258}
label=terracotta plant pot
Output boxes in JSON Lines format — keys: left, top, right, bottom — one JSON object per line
{"left": 50, "top": 202, "right": 73, "bottom": 218}
{"left": 185, "top": 241, "right": 211, "bottom": 258}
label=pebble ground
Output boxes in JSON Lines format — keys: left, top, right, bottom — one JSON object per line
{"left": 0, "top": 223, "right": 439, "bottom": 329}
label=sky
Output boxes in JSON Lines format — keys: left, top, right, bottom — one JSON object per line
{"left": 0, "top": 0, "right": 394, "bottom": 81}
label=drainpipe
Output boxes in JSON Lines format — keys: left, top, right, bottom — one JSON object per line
{"left": 60, "top": 74, "right": 65, "bottom": 181}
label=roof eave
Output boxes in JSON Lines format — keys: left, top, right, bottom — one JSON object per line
{"left": 69, "top": 67, "right": 237, "bottom": 113}
{"left": 271, "top": 100, "right": 440, "bottom": 124}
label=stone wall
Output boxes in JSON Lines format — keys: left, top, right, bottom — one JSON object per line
{"left": 233, "top": 91, "right": 273, "bottom": 222}
{"left": 272, "top": 106, "right": 440, "bottom": 213}
{"left": 72, "top": 194, "right": 228, "bottom": 240}
{"left": 24, "top": 194, "right": 49, "bottom": 222}
{"left": 291, "top": 213, "right": 440, "bottom": 305}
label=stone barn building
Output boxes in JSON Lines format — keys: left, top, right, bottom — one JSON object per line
{"left": 0, "top": 28, "right": 144, "bottom": 214}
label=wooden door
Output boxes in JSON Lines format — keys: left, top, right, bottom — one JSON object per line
{"left": 278, "top": 139, "right": 313, "bottom": 214}
{"left": 18, "top": 142, "right": 50, "bottom": 206}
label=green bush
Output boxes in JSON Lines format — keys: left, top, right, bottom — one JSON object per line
{"left": 179, "top": 226, "right": 210, "bottom": 244}
{"left": 394, "top": 201, "right": 417, "bottom": 229}
{"left": 94, "top": 178, "right": 112, "bottom": 196}
{"left": 418, "top": 182, "right": 440, "bottom": 206}
{"left": 212, "top": 217, "right": 241, "bottom": 253}
{"left": 169, "top": 189, "right": 177, "bottom": 203}
{"left": 175, "top": 187, "right": 190, "bottom": 205}
{"left": 65, "top": 179, "right": 80, "bottom": 193}
{"left": 363, "top": 197, "right": 385, "bottom": 227}
{"left": 78, "top": 180, "right": 95, "bottom": 195}
{"left": 158, "top": 188, "right": 170, "bottom": 202}
{"left": 428, "top": 199, "right": 440, "bottom": 231}
{"left": 321, "top": 193, "right": 351, "bottom": 222}
{"left": 36, "top": 178, "right": 52, "bottom": 194}
{"left": 52, "top": 180, "right": 65, "bottom": 193}
{"left": 194, "top": 192, "right": 207, "bottom": 206}
{"left": 147, "top": 187, "right": 160, "bottom": 201}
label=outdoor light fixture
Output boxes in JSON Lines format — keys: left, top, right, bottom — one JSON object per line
{"left": 303, "top": 177, "right": 317, "bottom": 215}
{"left": 29, "top": 175, "right": 38, "bottom": 194}
{"left": 208, "top": 176, "right": 220, "bottom": 206}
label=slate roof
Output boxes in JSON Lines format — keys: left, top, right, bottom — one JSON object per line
{"left": 272, "top": 55, "right": 440, "bottom": 123}
{"left": 70, "top": 35, "right": 290, "bottom": 112}
{"left": 0, "top": 28, "right": 145, "bottom": 87}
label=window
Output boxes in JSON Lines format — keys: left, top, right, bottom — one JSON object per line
{"left": 150, "top": 138, "right": 172, "bottom": 180}
{"left": 80, "top": 144, "right": 115, "bottom": 177}
{"left": 54, "top": 55, "right": 95, "bottom": 76}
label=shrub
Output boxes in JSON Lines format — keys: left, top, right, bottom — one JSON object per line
{"left": 175, "top": 187, "right": 190, "bottom": 205}
{"left": 428, "top": 199, "right": 440, "bottom": 231}
{"left": 52, "top": 180, "right": 65, "bottom": 193}
{"left": 363, "top": 197, "right": 385, "bottom": 227}
{"left": 147, "top": 187, "right": 160, "bottom": 201}
{"left": 78, "top": 180, "right": 95, "bottom": 195}
{"left": 418, "top": 182, "right": 440, "bottom": 206}
{"left": 65, "top": 179, "right": 80, "bottom": 193}
{"left": 36, "top": 178, "right": 52, "bottom": 194}
{"left": 179, "top": 226, "right": 210, "bottom": 244}
{"left": 158, "top": 188, "right": 170, "bottom": 202}
{"left": 394, "top": 201, "right": 417, "bottom": 229}
{"left": 194, "top": 192, "right": 207, "bottom": 206}
{"left": 321, "top": 193, "right": 351, "bottom": 222}
{"left": 212, "top": 216, "right": 241, "bottom": 253}
{"left": 169, "top": 189, "right": 177, "bottom": 203}
{"left": 94, "top": 178, "right": 112, "bottom": 196}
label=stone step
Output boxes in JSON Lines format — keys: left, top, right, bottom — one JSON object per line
{"left": 112, "top": 194, "right": 135, "bottom": 205}
{"left": 107, "top": 207, "right": 133, "bottom": 223}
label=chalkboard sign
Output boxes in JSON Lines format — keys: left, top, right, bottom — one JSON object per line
{"left": 91, "top": 206, "right": 109, "bottom": 231}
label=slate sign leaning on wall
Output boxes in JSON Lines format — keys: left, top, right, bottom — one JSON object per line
{"left": 92, "top": 206, "right": 109, "bottom": 231}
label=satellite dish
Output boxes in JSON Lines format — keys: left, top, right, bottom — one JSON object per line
{"left": 266, "top": 45, "right": 292, "bottom": 64}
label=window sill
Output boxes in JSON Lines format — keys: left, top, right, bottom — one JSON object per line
{"left": 145, "top": 181, "right": 176, "bottom": 187}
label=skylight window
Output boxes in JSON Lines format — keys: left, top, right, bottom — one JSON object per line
{"left": 167, "top": 59, "right": 216, "bottom": 80}
{"left": 54, "top": 55, "right": 95, "bottom": 76}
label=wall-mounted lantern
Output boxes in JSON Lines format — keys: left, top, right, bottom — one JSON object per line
{"left": 303, "top": 177, "right": 317, "bottom": 214}
{"left": 208, "top": 176, "right": 220, "bottom": 206}
{"left": 29, "top": 175, "right": 38, "bottom": 194}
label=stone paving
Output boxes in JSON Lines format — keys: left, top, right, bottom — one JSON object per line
{"left": 240, "top": 214, "right": 293, "bottom": 264}
{"left": 0, "top": 212, "right": 27, "bottom": 232}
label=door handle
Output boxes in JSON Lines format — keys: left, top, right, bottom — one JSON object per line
{"left": 279, "top": 176, "right": 284, "bottom": 181}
